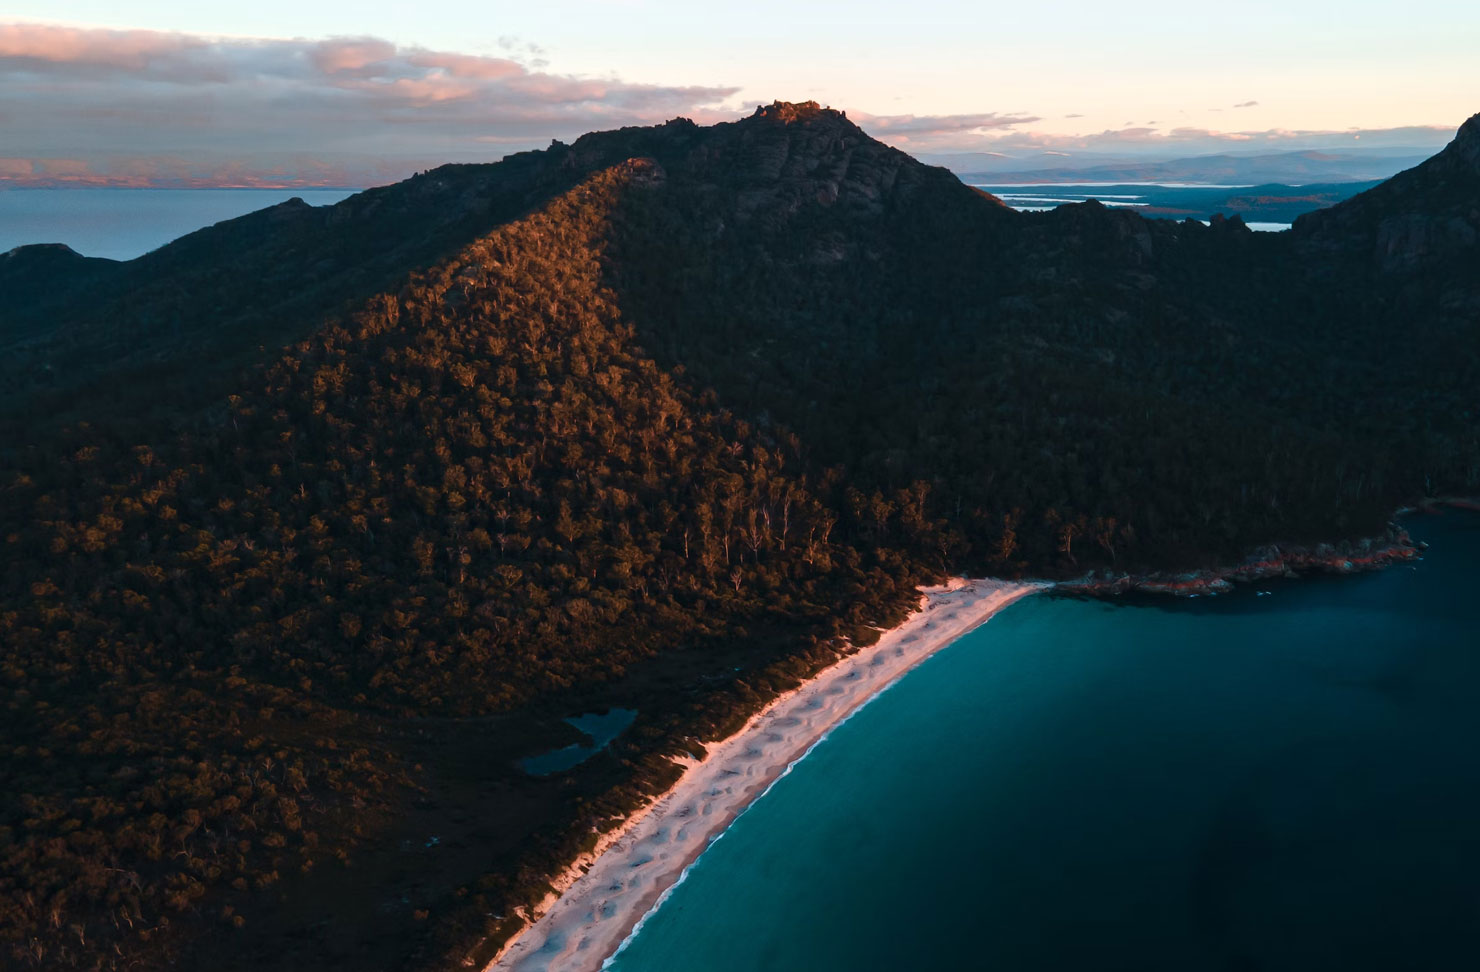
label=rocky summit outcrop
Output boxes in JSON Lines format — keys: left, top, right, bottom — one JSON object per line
{"left": 549, "top": 100, "right": 985, "bottom": 226}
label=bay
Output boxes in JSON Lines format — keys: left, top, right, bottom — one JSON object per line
{"left": 608, "top": 512, "right": 1480, "bottom": 972}
{"left": 973, "top": 182, "right": 1337, "bottom": 230}
{"left": 0, "top": 188, "right": 360, "bottom": 261}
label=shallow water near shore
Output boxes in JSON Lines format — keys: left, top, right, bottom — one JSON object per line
{"left": 607, "top": 512, "right": 1480, "bottom": 972}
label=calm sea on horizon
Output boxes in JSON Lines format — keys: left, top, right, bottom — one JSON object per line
{"left": 0, "top": 188, "right": 361, "bottom": 261}
{"left": 609, "top": 512, "right": 1480, "bottom": 972}
{"left": 0, "top": 186, "right": 1292, "bottom": 265}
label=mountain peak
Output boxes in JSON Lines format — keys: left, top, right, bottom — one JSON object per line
{"left": 3, "top": 241, "right": 84, "bottom": 260}
{"left": 1452, "top": 111, "right": 1480, "bottom": 168}
{"left": 748, "top": 100, "right": 850, "bottom": 126}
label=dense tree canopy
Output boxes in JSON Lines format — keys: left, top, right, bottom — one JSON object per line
{"left": 1, "top": 158, "right": 936, "bottom": 970}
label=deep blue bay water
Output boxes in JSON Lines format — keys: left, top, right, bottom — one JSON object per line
{"left": 609, "top": 512, "right": 1480, "bottom": 972}
{"left": 0, "top": 188, "right": 360, "bottom": 260}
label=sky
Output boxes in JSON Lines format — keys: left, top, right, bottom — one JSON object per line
{"left": 3, "top": 2, "right": 1478, "bottom": 187}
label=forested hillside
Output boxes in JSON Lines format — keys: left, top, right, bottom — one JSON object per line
{"left": 1, "top": 101, "right": 1477, "bottom": 970}
{"left": 0, "top": 152, "right": 935, "bottom": 972}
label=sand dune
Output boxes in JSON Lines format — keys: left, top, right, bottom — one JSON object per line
{"left": 486, "top": 577, "right": 1048, "bottom": 972}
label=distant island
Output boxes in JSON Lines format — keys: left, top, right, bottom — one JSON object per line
{"left": 1, "top": 100, "right": 1477, "bottom": 971}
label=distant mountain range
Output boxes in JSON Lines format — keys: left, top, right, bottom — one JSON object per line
{"left": 2, "top": 101, "right": 1477, "bottom": 972}
{"left": 940, "top": 148, "right": 1433, "bottom": 185}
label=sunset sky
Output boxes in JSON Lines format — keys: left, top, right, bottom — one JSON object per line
{"left": 4, "top": 2, "right": 1478, "bottom": 186}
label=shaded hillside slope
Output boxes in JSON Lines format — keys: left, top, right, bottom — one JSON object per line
{"left": 0, "top": 150, "right": 583, "bottom": 427}
{"left": 605, "top": 105, "right": 1479, "bottom": 566}
{"left": 0, "top": 244, "right": 118, "bottom": 313}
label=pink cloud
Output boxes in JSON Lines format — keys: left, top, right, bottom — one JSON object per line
{"left": 0, "top": 23, "right": 198, "bottom": 70}
{"left": 0, "top": 22, "right": 742, "bottom": 187}
{"left": 307, "top": 38, "right": 397, "bottom": 76}
{"left": 1, "top": 21, "right": 1457, "bottom": 188}
{"left": 406, "top": 51, "right": 524, "bottom": 81}
{"left": 336, "top": 76, "right": 481, "bottom": 104}
{"left": 852, "top": 110, "right": 1040, "bottom": 141}
{"left": 35, "top": 158, "right": 92, "bottom": 177}
{"left": 916, "top": 121, "right": 1455, "bottom": 157}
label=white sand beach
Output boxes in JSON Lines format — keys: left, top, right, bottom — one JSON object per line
{"left": 485, "top": 577, "right": 1049, "bottom": 972}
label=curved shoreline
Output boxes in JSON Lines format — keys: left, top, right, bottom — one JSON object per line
{"left": 484, "top": 577, "right": 1048, "bottom": 972}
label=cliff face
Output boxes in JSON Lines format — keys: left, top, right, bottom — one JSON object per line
{"left": 1294, "top": 112, "right": 1480, "bottom": 276}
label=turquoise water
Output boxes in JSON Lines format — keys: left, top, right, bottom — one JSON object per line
{"left": 0, "top": 188, "right": 359, "bottom": 261}
{"left": 609, "top": 512, "right": 1480, "bottom": 972}
{"left": 521, "top": 709, "right": 638, "bottom": 776}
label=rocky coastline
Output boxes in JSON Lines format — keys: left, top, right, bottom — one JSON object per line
{"left": 1061, "top": 498, "right": 1477, "bottom": 597}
